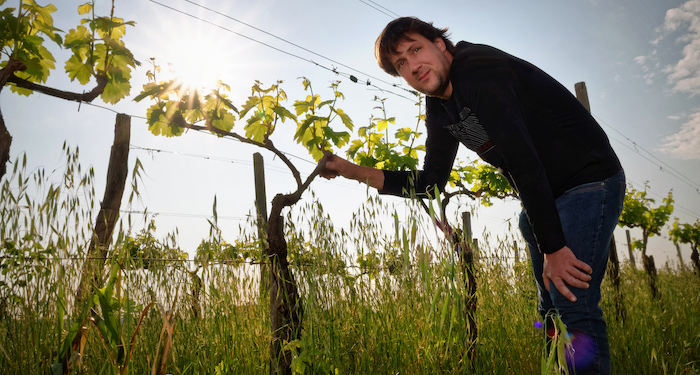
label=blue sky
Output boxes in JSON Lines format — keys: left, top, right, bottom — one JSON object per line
{"left": 2, "top": 0, "right": 699, "bottom": 266}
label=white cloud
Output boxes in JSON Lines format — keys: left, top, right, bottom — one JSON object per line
{"left": 634, "top": 49, "right": 658, "bottom": 84}
{"left": 658, "top": 109, "right": 700, "bottom": 160}
{"left": 634, "top": 55, "right": 647, "bottom": 65}
{"left": 636, "top": 1, "right": 700, "bottom": 92}
{"left": 660, "top": 0, "right": 700, "bottom": 96}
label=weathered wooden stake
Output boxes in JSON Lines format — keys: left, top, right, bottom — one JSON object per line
{"left": 691, "top": 247, "right": 700, "bottom": 278}
{"left": 575, "top": 81, "right": 626, "bottom": 312}
{"left": 460, "top": 211, "right": 477, "bottom": 362}
{"left": 674, "top": 243, "right": 688, "bottom": 272}
{"left": 626, "top": 230, "right": 636, "bottom": 269}
{"left": 606, "top": 237, "right": 626, "bottom": 321}
{"left": 643, "top": 253, "right": 660, "bottom": 299}
{"left": 75, "top": 113, "right": 131, "bottom": 305}
{"left": 574, "top": 82, "right": 591, "bottom": 112}
{"left": 254, "top": 152, "right": 269, "bottom": 295}
{"left": 513, "top": 240, "right": 519, "bottom": 263}
{"left": 462, "top": 211, "right": 473, "bottom": 241}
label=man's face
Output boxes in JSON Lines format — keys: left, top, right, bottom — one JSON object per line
{"left": 389, "top": 32, "right": 453, "bottom": 100}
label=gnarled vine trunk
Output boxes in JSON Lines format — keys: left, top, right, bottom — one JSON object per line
{"left": 641, "top": 231, "right": 661, "bottom": 300}
{"left": 0, "top": 58, "right": 107, "bottom": 180}
{"left": 265, "top": 154, "right": 329, "bottom": 375}
{"left": 268, "top": 212, "right": 302, "bottom": 375}
{"left": 0, "top": 59, "right": 26, "bottom": 179}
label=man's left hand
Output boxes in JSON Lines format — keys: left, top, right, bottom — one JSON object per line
{"left": 543, "top": 246, "right": 593, "bottom": 303}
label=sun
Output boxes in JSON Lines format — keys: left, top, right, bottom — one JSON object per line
{"left": 166, "top": 56, "right": 222, "bottom": 95}
{"left": 166, "top": 51, "right": 223, "bottom": 92}
{"left": 159, "top": 27, "right": 234, "bottom": 94}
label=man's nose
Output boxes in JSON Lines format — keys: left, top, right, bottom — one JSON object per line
{"left": 408, "top": 59, "right": 420, "bottom": 73}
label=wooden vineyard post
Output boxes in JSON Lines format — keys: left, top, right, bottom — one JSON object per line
{"left": 674, "top": 243, "right": 688, "bottom": 272}
{"left": 460, "top": 211, "right": 477, "bottom": 362}
{"left": 643, "top": 253, "right": 660, "bottom": 299}
{"left": 254, "top": 153, "right": 269, "bottom": 295}
{"left": 575, "top": 81, "right": 626, "bottom": 312}
{"left": 625, "top": 230, "right": 637, "bottom": 269}
{"left": 75, "top": 113, "right": 131, "bottom": 306}
{"left": 574, "top": 82, "right": 591, "bottom": 112}
{"left": 691, "top": 247, "right": 700, "bottom": 278}
{"left": 607, "top": 238, "right": 626, "bottom": 321}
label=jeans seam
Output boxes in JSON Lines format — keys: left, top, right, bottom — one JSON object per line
{"left": 583, "top": 178, "right": 611, "bottom": 373}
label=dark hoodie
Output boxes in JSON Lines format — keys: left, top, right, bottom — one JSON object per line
{"left": 380, "top": 41, "right": 622, "bottom": 254}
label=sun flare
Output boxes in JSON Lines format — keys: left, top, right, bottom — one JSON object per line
{"left": 160, "top": 28, "right": 234, "bottom": 93}
{"left": 166, "top": 53, "right": 222, "bottom": 92}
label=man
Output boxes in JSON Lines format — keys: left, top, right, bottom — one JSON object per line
{"left": 321, "top": 17, "right": 624, "bottom": 374}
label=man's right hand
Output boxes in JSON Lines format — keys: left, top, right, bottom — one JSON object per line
{"left": 320, "top": 153, "right": 385, "bottom": 190}
{"left": 320, "top": 153, "right": 343, "bottom": 179}
{"left": 543, "top": 246, "right": 593, "bottom": 303}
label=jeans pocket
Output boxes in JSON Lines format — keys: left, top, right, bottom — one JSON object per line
{"left": 563, "top": 180, "right": 605, "bottom": 195}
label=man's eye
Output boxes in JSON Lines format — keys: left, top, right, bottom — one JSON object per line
{"left": 413, "top": 47, "right": 420, "bottom": 53}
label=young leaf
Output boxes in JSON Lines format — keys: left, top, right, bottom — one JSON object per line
{"left": 245, "top": 115, "right": 267, "bottom": 142}
{"left": 211, "top": 111, "right": 236, "bottom": 133}
{"left": 78, "top": 3, "right": 93, "bottom": 15}
{"left": 333, "top": 108, "right": 353, "bottom": 130}
{"left": 101, "top": 76, "right": 131, "bottom": 104}
{"left": 271, "top": 105, "right": 296, "bottom": 122}
{"left": 64, "top": 55, "right": 92, "bottom": 84}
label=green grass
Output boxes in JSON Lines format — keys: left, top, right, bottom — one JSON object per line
{"left": 1, "top": 153, "right": 699, "bottom": 374}
{"left": 2, "top": 234, "right": 697, "bottom": 374}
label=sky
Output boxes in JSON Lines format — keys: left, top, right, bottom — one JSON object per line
{"left": 2, "top": 0, "right": 700, "bottom": 267}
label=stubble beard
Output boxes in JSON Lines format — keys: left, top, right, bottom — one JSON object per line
{"left": 421, "top": 72, "right": 450, "bottom": 98}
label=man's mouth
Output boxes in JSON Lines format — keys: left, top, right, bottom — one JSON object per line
{"left": 418, "top": 70, "right": 430, "bottom": 82}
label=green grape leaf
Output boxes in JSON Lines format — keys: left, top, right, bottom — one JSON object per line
{"left": 211, "top": 111, "right": 236, "bottom": 133}
{"left": 184, "top": 108, "right": 203, "bottom": 124}
{"left": 216, "top": 94, "right": 238, "bottom": 113}
{"left": 64, "top": 58, "right": 92, "bottom": 85}
{"left": 272, "top": 105, "right": 296, "bottom": 122}
{"left": 245, "top": 112, "right": 266, "bottom": 142}
{"left": 64, "top": 25, "right": 92, "bottom": 53}
{"left": 8, "top": 80, "right": 34, "bottom": 96}
{"left": 101, "top": 77, "right": 131, "bottom": 104}
{"left": 334, "top": 108, "right": 353, "bottom": 130}
{"left": 239, "top": 96, "right": 261, "bottom": 118}
{"left": 293, "top": 94, "right": 320, "bottom": 115}
{"left": 323, "top": 127, "right": 350, "bottom": 147}
{"left": 133, "top": 81, "right": 171, "bottom": 102}
{"left": 295, "top": 115, "right": 322, "bottom": 141}
{"left": 78, "top": 3, "right": 93, "bottom": 15}
{"left": 395, "top": 127, "right": 413, "bottom": 141}
{"left": 146, "top": 105, "right": 184, "bottom": 137}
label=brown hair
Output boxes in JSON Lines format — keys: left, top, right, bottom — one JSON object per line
{"left": 375, "top": 17, "right": 455, "bottom": 76}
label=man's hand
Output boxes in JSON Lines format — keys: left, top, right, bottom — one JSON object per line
{"left": 319, "top": 152, "right": 347, "bottom": 180}
{"left": 320, "top": 153, "right": 385, "bottom": 190}
{"left": 543, "top": 246, "right": 593, "bottom": 303}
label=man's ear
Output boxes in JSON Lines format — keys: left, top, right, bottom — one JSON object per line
{"left": 434, "top": 37, "right": 446, "bottom": 52}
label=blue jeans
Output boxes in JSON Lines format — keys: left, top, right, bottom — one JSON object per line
{"left": 519, "top": 170, "right": 625, "bottom": 375}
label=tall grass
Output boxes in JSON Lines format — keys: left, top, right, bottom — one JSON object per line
{"left": 1, "top": 153, "right": 698, "bottom": 374}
